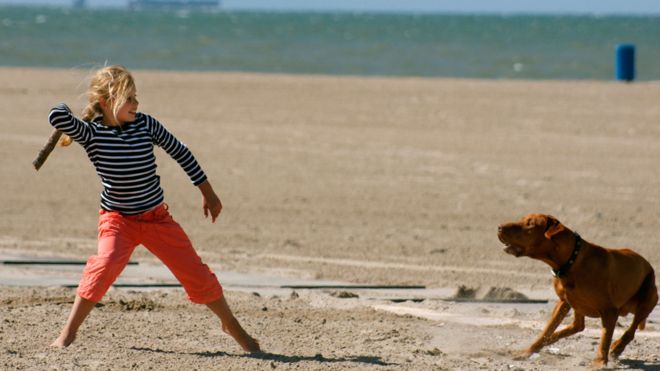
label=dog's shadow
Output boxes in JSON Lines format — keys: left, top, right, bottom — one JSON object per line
{"left": 496, "top": 349, "right": 660, "bottom": 370}
{"left": 130, "top": 346, "right": 396, "bottom": 366}
{"left": 617, "top": 358, "right": 660, "bottom": 371}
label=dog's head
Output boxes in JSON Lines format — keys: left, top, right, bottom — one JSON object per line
{"left": 497, "top": 214, "right": 570, "bottom": 259}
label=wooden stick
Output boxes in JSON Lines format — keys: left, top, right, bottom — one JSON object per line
{"left": 32, "top": 129, "right": 62, "bottom": 171}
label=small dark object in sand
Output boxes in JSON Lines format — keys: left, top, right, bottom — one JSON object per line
{"left": 330, "top": 291, "right": 359, "bottom": 299}
{"left": 448, "top": 285, "right": 532, "bottom": 302}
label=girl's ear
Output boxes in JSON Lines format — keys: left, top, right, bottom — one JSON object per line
{"left": 98, "top": 96, "right": 108, "bottom": 111}
{"left": 544, "top": 215, "right": 565, "bottom": 239}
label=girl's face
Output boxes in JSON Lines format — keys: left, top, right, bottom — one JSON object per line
{"left": 102, "top": 88, "right": 139, "bottom": 126}
{"left": 115, "top": 90, "right": 139, "bottom": 124}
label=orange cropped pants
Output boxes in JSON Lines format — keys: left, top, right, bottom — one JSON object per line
{"left": 77, "top": 204, "right": 223, "bottom": 304}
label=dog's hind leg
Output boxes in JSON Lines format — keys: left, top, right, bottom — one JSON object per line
{"left": 611, "top": 313, "right": 646, "bottom": 360}
{"left": 611, "top": 272, "right": 659, "bottom": 359}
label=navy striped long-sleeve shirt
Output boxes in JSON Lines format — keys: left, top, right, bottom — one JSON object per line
{"left": 48, "top": 103, "right": 207, "bottom": 215}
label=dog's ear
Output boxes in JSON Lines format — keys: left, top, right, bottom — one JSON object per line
{"left": 544, "top": 215, "right": 565, "bottom": 239}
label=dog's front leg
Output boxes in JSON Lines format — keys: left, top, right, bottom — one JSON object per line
{"left": 541, "top": 311, "right": 585, "bottom": 347}
{"left": 594, "top": 309, "right": 618, "bottom": 368}
{"left": 524, "top": 300, "right": 571, "bottom": 355}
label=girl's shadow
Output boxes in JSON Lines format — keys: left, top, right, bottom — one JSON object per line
{"left": 130, "top": 346, "right": 397, "bottom": 366}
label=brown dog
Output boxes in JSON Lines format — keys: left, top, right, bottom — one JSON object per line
{"left": 497, "top": 214, "right": 658, "bottom": 368}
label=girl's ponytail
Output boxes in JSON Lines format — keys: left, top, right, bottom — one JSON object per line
{"left": 81, "top": 101, "right": 102, "bottom": 122}
{"left": 59, "top": 134, "right": 73, "bottom": 147}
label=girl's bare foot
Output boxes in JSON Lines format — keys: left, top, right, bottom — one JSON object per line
{"left": 50, "top": 333, "right": 76, "bottom": 347}
{"left": 239, "top": 335, "right": 261, "bottom": 353}
{"left": 206, "top": 297, "right": 261, "bottom": 353}
{"left": 222, "top": 323, "right": 261, "bottom": 352}
{"left": 50, "top": 295, "right": 95, "bottom": 348}
{"left": 241, "top": 335, "right": 261, "bottom": 353}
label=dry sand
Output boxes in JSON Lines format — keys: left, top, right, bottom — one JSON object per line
{"left": 1, "top": 67, "right": 659, "bottom": 369}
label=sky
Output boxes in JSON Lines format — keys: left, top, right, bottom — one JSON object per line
{"left": 1, "top": 0, "right": 660, "bottom": 15}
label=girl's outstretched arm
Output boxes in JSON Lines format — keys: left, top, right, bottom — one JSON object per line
{"left": 147, "top": 114, "right": 209, "bottom": 189}
{"left": 198, "top": 179, "right": 222, "bottom": 223}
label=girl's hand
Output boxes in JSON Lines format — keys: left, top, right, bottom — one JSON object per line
{"left": 198, "top": 180, "right": 222, "bottom": 223}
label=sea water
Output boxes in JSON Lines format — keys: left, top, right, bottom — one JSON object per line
{"left": 1, "top": 6, "right": 659, "bottom": 80}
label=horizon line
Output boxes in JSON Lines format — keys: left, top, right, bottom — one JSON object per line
{"left": 2, "top": 3, "right": 660, "bottom": 17}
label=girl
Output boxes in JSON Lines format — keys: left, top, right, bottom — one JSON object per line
{"left": 48, "top": 65, "right": 260, "bottom": 352}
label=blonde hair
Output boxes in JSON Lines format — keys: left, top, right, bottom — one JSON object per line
{"left": 60, "top": 65, "right": 136, "bottom": 146}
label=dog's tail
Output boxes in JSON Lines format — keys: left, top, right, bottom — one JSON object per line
{"left": 637, "top": 269, "right": 657, "bottom": 331}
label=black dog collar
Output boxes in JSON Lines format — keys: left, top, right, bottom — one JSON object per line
{"left": 552, "top": 232, "right": 582, "bottom": 278}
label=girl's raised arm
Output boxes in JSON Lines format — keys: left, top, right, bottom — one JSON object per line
{"left": 48, "top": 103, "right": 93, "bottom": 145}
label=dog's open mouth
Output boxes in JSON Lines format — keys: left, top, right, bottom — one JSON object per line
{"left": 502, "top": 243, "right": 523, "bottom": 257}
{"left": 498, "top": 234, "right": 523, "bottom": 257}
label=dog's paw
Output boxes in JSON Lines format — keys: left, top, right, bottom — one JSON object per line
{"left": 609, "top": 340, "right": 625, "bottom": 359}
{"left": 592, "top": 358, "right": 608, "bottom": 369}
{"left": 511, "top": 349, "right": 535, "bottom": 360}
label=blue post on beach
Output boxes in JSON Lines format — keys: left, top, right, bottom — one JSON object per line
{"left": 615, "top": 44, "right": 635, "bottom": 82}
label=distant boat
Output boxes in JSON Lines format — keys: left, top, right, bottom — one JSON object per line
{"left": 128, "top": 0, "right": 221, "bottom": 10}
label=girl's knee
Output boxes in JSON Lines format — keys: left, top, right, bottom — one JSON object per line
{"left": 187, "top": 283, "right": 224, "bottom": 304}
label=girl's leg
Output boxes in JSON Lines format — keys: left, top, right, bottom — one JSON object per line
{"left": 141, "top": 208, "right": 260, "bottom": 352}
{"left": 51, "top": 211, "right": 138, "bottom": 347}
{"left": 50, "top": 295, "right": 96, "bottom": 347}
{"left": 206, "top": 296, "right": 261, "bottom": 352}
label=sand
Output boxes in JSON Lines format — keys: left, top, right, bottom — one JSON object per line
{"left": 1, "top": 67, "right": 659, "bottom": 369}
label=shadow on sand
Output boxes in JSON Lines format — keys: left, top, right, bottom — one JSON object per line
{"left": 617, "top": 358, "right": 660, "bottom": 371}
{"left": 130, "top": 346, "right": 397, "bottom": 367}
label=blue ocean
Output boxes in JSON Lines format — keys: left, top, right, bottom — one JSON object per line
{"left": 1, "top": 6, "right": 659, "bottom": 80}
